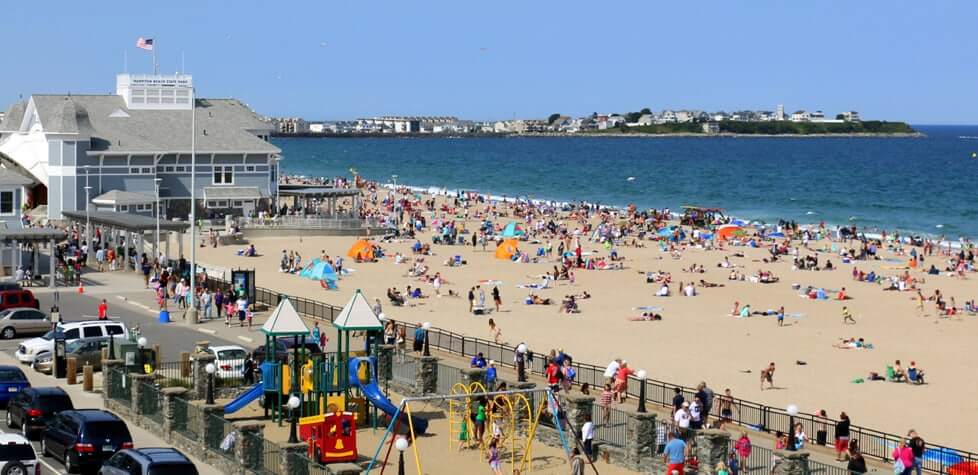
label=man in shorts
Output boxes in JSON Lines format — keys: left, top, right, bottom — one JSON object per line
{"left": 663, "top": 430, "right": 688, "bottom": 475}
{"left": 760, "top": 362, "right": 776, "bottom": 390}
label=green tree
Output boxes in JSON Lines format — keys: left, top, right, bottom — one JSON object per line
{"left": 547, "top": 113, "right": 561, "bottom": 124}
{"left": 625, "top": 112, "right": 642, "bottom": 123}
{"left": 835, "top": 113, "right": 845, "bottom": 120}
{"left": 640, "top": 107, "right": 652, "bottom": 115}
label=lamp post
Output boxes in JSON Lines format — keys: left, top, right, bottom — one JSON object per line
{"left": 786, "top": 404, "right": 799, "bottom": 451}
{"left": 137, "top": 337, "right": 147, "bottom": 349}
{"left": 154, "top": 178, "right": 162, "bottom": 261}
{"left": 287, "top": 395, "right": 301, "bottom": 444}
{"left": 636, "top": 370, "right": 648, "bottom": 413}
{"left": 516, "top": 343, "right": 527, "bottom": 382}
{"left": 205, "top": 363, "right": 216, "bottom": 405}
{"left": 421, "top": 322, "right": 431, "bottom": 357}
{"left": 394, "top": 436, "right": 408, "bottom": 475}
{"left": 83, "top": 184, "right": 92, "bottom": 266}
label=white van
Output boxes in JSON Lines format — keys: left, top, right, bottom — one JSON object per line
{"left": 15, "top": 320, "right": 129, "bottom": 364}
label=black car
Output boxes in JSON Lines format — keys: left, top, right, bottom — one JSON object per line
{"left": 252, "top": 340, "right": 321, "bottom": 362}
{"left": 5, "top": 386, "right": 74, "bottom": 439}
{"left": 41, "top": 409, "right": 133, "bottom": 473}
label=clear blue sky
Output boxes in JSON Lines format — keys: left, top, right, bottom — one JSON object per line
{"left": 2, "top": 1, "right": 976, "bottom": 123}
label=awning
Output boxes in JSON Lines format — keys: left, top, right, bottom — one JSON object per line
{"left": 203, "top": 186, "right": 262, "bottom": 201}
{"left": 92, "top": 190, "right": 156, "bottom": 206}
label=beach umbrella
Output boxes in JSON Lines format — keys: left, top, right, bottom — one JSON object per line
{"left": 501, "top": 221, "right": 525, "bottom": 238}
{"left": 769, "top": 232, "right": 786, "bottom": 238}
{"left": 716, "top": 224, "right": 745, "bottom": 240}
{"left": 347, "top": 239, "right": 376, "bottom": 261}
{"left": 657, "top": 227, "right": 674, "bottom": 237}
{"left": 495, "top": 239, "right": 519, "bottom": 260}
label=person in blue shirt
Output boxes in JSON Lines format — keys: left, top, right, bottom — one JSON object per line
{"left": 471, "top": 352, "right": 487, "bottom": 369}
{"left": 663, "top": 431, "right": 688, "bottom": 475}
{"left": 310, "top": 322, "right": 321, "bottom": 347}
{"left": 485, "top": 360, "right": 497, "bottom": 390}
{"left": 413, "top": 324, "right": 425, "bottom": 352}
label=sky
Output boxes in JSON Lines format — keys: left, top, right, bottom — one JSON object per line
{"left": 1, "top": 1, "right": 976, "bottom": 123}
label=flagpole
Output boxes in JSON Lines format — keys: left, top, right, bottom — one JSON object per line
{"left": 188, "top": 86, "right": 198, "bottom": 323}
{"left": 152, "top": 39, "right": 158, "bottom": 74}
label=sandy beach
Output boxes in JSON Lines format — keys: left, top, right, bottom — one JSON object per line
{"left": 191, "top": 189, "right": 978, "bottom": 451}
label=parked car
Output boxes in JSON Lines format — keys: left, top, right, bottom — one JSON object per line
{"left": 33, "top": 337, "right": 110, "bottom": 374}
{"left": 253, "top": 340, "right": 321, "bottom": 362}
{"left": 41, "top": 409, "right": 133, "bottom": 473}
{"left": 99, "top": 448, "right": 198, "bottom": 475}
{"left": 0, "top": 433, "right": 40, "bottom": 475}
{"left": 0, "top": 289, "right": 39, "bottom": 311}
{"left": 202, "top": 345, "right": 247, "bottom": 380}
{"left": 6, "top": 387, "right": 74, "bottom": 439}
{"left": 0, "top": 366, "right": 30, "bottom": 407}
{"left": 0, "top": 307, "right": 50, "bottom": 340}
{"left": 15, "top": 320, "right": 128, "bottom": 364}
{"left": 0, "top": 282, "right": 22, "bottom": 292}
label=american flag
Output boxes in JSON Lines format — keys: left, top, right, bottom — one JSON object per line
{"left": 136, "top": 37, "right": 154, "bottom": 51}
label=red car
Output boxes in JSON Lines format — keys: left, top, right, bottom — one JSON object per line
{"left": 0, "top": 290, "right": 39, "bottom": 311}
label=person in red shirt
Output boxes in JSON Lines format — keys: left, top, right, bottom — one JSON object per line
{"left": 546, "top": 361, "right": 562, "bottom": 392}
{"left": 98, "top": 299, "right": 108, "bottom": 320}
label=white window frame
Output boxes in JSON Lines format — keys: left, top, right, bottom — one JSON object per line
{"left": 213, "top": 166, "right": 234, "bottom": 185}
{"left": 245, "top": 165, "right": 256, "bottom": 172}
{"left": 0, "top": 190, "right": 14, "bottom": 216}
{"left": 118, "top": 205, "right": 129, "bottom": 212}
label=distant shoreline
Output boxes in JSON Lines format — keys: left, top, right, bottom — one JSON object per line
{"left": 273, "top": 131, "right": 926, "bottom": 139}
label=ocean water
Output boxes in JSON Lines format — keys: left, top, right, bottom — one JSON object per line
{"left": 274, "top": 125, "right": 978, "bottom": 238}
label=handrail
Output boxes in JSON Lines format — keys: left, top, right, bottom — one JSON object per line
{"left": 202, "top": 276, "right": 977, "bottom": 473}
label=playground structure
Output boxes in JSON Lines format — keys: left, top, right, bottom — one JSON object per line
{"left": 365, "top": 387, "right": 570, "bottom": 475}
{"left": 221, "top": 290, "right": 428, "bottom": 465}
{"left": 449, "top": 382, "right": 537, "bottom": 474}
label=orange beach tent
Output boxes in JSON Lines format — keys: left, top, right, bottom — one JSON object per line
{"left": 495, "top": 239, "right": 519, "bottom": 260}
{"left": 347, "top": 239, "right": 375, "bottom": 261}
{"left": 716, "top": 224, "right": 745, "bottom": 241}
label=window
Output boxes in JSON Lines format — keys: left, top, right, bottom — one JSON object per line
{"left": 64, "top": 329, "right": 79, "bottom": 339}
{"left": 245, "top": 165, "right": 256, "bottom": 172}
{"left": 232, "top": 200, "right": 243, "bottom": 207}
{"left": 0, "top": 191, "right": 14, "bottom": 215}
{"left": 82, "top": 327, "right": 102, "bottom": 338}
{"left": 118, "top": 205, "right": 129, "bottom": 212}
{"left": 175, "top": 166, "right": 185, "bottom": 172}
{"left": 165, "top": 166, "right": 174, "bottom": 173}
{"left": 213, "top": 166, "right": 233, "bottom": 185}
{"left": 105, "top": 325, "right": 124, "bottom": 336}
{"left": 4, "top": 294, "right": 18, "bottom": 305}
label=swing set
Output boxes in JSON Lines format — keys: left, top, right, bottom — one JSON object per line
{"left": 364, "top": 387, "right": 568, "bottom": 474}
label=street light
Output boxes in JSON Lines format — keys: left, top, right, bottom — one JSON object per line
{"left": 786, "top": 403, "right": 799, "bottom": 451}
{"left": 421, "top": 322, "right": 431, "bottom": 357}
{"left": 287, "top": 395, "right": 301, "bottom": 444}
{"left": 83, "top": 184, "right": 92, "bottom": 267}
{"left": 636, "top": 370, "right": 648, "bottom": 413}
{"left": 394, "top": 436, "right": 408, "bottom": 475}
{"left": 137, "top": 337, "right": 147, "bottom": 349}
{"left": 516, "top": 343, "right": 527, "bottom": 382}
{"left": 188, "top": 86, "right": 198, "bottom": 324}
{"left": 154, "top": 177, "right": 162, "bottom": 261}
{"left": 205, "top": 363, "right": 216, "bottom": 405}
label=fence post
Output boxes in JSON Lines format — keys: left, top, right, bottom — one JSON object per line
{"left": 772, "top": 450, "right": 810, "bottom": 475}
{"left": 461, "top": 336, "right": 465, "bottom": 356}
{"left": 180, "top": 351, "right": 191, "bottom": 378}
{"left": 376, "top": 344, "right": 394, "bottom": 382}
{"left": 694, "top": 429, "right": 731, "bottom": 474}
{"left": 200, "top": 404, "right": 225, "bottom": 448}
{"left": 622, "top": 408, "right": 656, "bottom": 471}
{"left": 280, "top": 442, "right": 310, "bottom": 475}
{"left": 564, "top": 394, "right": 594, "bottom": 429}
{"left": 102, "top": 360, "right": 123, "bottom": 403}
{"left": 191, "top": 346, "right": 216, "bottom": 401}
{"left": 130, "top": 373, "right": 154, "bottom": 416}
{"left": 416, "top": 356, "right": 438, "bottom": 395}
{"left": 232, "top": 421, "right": 265, "bottom": 470}
{"left": 161, "top": 387, "right": 189, "bottom": 435}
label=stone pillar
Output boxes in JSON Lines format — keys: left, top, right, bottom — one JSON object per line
{"left": 461, "top": 368, "right": 486, "bottom": 388}
{"left": 623, "top": 408, "right": 656, "bottom": 470}
{"left": 162, "top": 387, "right": 189, "bottom": 435}
{"left": 376, "top": 344, "right": 393, "bottom": 382}
{"left": 563, "top": 394, "right": 594, "bottom": 429}
{"left": 695, "top": 429, "right": 731, "bottom": 474}
{"left": 772, "top": 450, "right": 811, "bottom": 475}
{"left": 200, "top": 404, "right": 225, "bottom": 449}
{"left": 415, "top": 356, "right": 438, "bottom": 395}
{"left": 191, "top": 346, "right": 216, "bottom": 401}
{"left": 280, "top": 442, "right": 310, "bottom": 475}
{"left": 130, "top": 373, "right": 155, "bottom": 416}
{"left": 232, "top": 421, "right": 266, "bottom": 471}
{"left": 102, "top": 359, "right": 124, "bottom": 402}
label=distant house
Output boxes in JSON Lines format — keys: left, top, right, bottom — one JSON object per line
{"left": 675, "top": 110, "right": 696, "bottom": 123}
{"left": 712, "top": 112, "right": 728, "bottom": 122}
{"left": 841, "top": 111, "right": 861, "bottom": 122}
{"left": 0, "top": 167, "right": 34, "bottom": 229}
{"left": 702, "top": 122, "right": 720, "bottom": 134}
{"left": 810, "top": 110, "right": 825, "bottom": 121}
{"left": 308, "top": 123, "right": 326, "bottom": 133}
{"left": 637, "top": 114, "right": 655, "bottom": 126}
{"left": 659, "top": 110, "right": 677, "bottom": 123}
{"left": 790, "top": 110, "right": 810, "bottom": 122}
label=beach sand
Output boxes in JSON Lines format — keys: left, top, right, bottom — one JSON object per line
{"left": 190, "top": 194, "right": 978, "bottom": 451}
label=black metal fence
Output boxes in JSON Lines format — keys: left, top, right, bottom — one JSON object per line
{"left": 205, "top": 276, "right": 977, "bottom": 474}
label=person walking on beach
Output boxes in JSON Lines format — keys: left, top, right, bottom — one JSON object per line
{"left": 777, "top": 306, "right": 785, "bottom": 327}
{"left": 663, "top": 430, "right": 689, "bottom": 475}
{"left": 468, "top": 287, "right": 475, "bottom": 313}
{"left": 760, "top": 362, "right": 776, "bottom": 390}
{"left": 488, "top": 318, "right": 502, "bottom": 343}
{"left": 492, "top": 285, "right": 501, "bottom": 312}
{"left": 569, "top": 447, "right": 586, "bottom": 475}
{"left": 581, "top": 414, "right": 594, "bottom": 461}
{"left": 433, "top": 272, "right": 442, "bottom": 297}
{"left": 908, "top": 430, "right": 926, "bottom": 475}
{"left": 599, "top": 383, "right": 613, "bottom": 424}
{"left": 835, "top": 412, "right": 851, "bottom": 461}
{"left": 842, "top": 306, "right": 856, "bottom": 324}
{"left": 97, "top": 299, "right": 108, "bottom": 320}
{"left": 478, "top": 285, "right": 486, "bottom": 308}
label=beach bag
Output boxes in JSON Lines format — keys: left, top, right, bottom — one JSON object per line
{"left": 893, "top": 459, "right": 905, "bottom": 474}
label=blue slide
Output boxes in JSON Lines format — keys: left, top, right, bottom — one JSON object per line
{"left": 224, "top": 383, "right": 264, "bottom": 414}
{"left": 349, "top": 357, "right": 428, "bottom": 434}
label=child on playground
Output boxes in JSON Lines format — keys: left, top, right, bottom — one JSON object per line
{"left": 487, "top": 439, "right": 503, "bottom": 475}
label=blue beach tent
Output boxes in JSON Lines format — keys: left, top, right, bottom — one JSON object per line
{"left": 299, "top": 259, "right": 339, "bottom": 285}
{"left": 501, "top": 222, "right": 525, "bottom": 238}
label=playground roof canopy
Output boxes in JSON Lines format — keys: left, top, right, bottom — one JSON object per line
{"left": 260, "top": 298, "right": 310, "bottom": 337}
{"left": 333, "top": 290, "right": 383, "bottom": 331}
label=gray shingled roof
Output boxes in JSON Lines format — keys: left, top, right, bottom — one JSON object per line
{"left": 22, "top": 95, "right": 278, "bottom": 154}
{"left": 0, "top": 102, "right": 26, "bottom": 133}
{"left": 0, "top": 167, "right": 34, "bottom": 186}
{"left": 203, "top": 186, "right": 262, "bottom": 200}
{"left": 91, "top": 190, "right": 156, "bottom": 205}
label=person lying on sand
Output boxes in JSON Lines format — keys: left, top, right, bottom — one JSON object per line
{"left": 834, "top": 337, "right": 870, "bottom": 349}
{"left": 628, "top": 312, "right": 663, "bottom": 321}
{"left": 525, "top": 293, "right": 552, "bottom": 305}
{"left": 699, "top": 279, "right": 724, "bottom": 288}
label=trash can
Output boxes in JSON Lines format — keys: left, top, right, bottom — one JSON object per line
{"left": 159, "top": 310, "right": 170, "bottom": 323}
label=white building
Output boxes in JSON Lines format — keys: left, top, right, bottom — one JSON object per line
{"left": 790, "top": 110, "right": 810, "bottom": 122}
{"left": 776, "top": 104, "right": 785, "bottom": 121}
{"left": 308, "top": 123, "right": 327, "bottom": 133}
{"left": 841, "top": 111, "right": 861, "bottom": 122}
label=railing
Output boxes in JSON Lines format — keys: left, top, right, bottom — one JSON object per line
{"left": 153, "top": 361, "right": 192, "bottom": 388}
{"left": 392, "top": 353, "right": 417, "bottom": 386}
{"left": 108, "top": 368, "right": 131, "bottom": 405}
{"left": 139, "top": 381, "right": 164, "bottom": 426}
{"left": 172, "top": 397, "right": 199, "bottom": 441}
{"left": 592, "top": 402, "right": 629, "bottom": 449}
{"left": 239, "top": 215, "right": 389, "bottom": 230}
{"left": 203, "top": 276, "right": 978, "bottom": 474}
